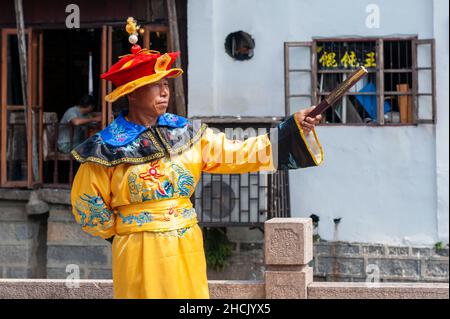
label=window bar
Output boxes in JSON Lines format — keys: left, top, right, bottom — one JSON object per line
{"left": 285, "top": 171, "right": 291, "bottom": 218}
{"left": 272, "top": 172, "right": 277, "bottom": 218}
{"left": 236, "top": 175, "right": 241, "bottom": 223}
{"left": 412, "top": 40, "right": 418, "bottom": 123}
{"left": 318, "top": 91, "right": 383, "bottom": 96}
{"left": 327, "top": 71, "right": 333, "bottom": 123}
{"left": 203, "top": 174, "right": 206, "bottom": 224}
{"left": 281, "top": 172, "right": 285, "bottom": 218}
{"left": 398, "top": 41, "right": 403, "bottom": 124}
{"left": 267, "top": 172, "right": 277, "bottom": 218}
{"left": 342, "top": 74, "right": 348, "bottom": 124}
{"left": 283, "top": 171, "right": 288, "bottom": 218}
{"left": 406, "top": 41, "right": 410, "bottom": 69}
{"left": 202, "top": 173, "right": 209, "bottom": 225}
{"left": 397, "top": 41, "right": 402, "bottom": 122}
{"left": 353, "top": 41, "right": 357, "bottom": 70}
{"left": 278, "top": 171, "right": 283, "bottom": 218}
{"left": 284, "top": 43, "right": 290, "bottom": 117}
{"left": 279, "top": 172, "right": 283, "bottom": 218}
{"left": 201, "top": 172, "right": 204, "bottom": 224}
{"left": 69, "top": 125, "right": 74, "bottom": 184}
{"left": 228, "top": 174, "right": 232, "bottom": 224}
{"left": 282, "top": 170, "right": 287, "bottom": 217}
{"left": 213, "top": 175, "right": 217, "bottom": 223}
{"left": 341, "top": 43, "right": 347, "bottom": 124}
{"left": 359, "top": 41, "right": 364, "bottom": 118}
{"left": 376, "top": 39, "right": 385, "bottom": 125}
{"left": 267, "top": 174, "right": 272, "bottom": 219}
{"left": 276, "top": 172, "right": 280, "bottom": 218}
{"left": 391, "top": 41, "right": 395, "bottom": 123}
{"left": 406, "top": 41, "right": 411, "bottom": 104}
{"left": 247, "top": 173, "right": 251, "bottom": 224}
{"left": 53, "top": 122, "right": 59, "bottom": 184}
{"left": 7, "top": 122, "right": 13, "bottom": 182}
{"left": 280, "top": 171, "right": 285, "bottom": 218}
{"left": 284, "top": 171, "right": 289, "bottom": 218}
{"left": 238, "top": 173, "right": 242, "bottom": 222}
{"left": 275, "top": 171, "right": 279, "bottom": 218}
{"left": 362, "top": 40, "right": 365, "bottom": 67}
{"left": 431, "top": 39, "right": 436, "bottom": 123}
{"left": 396, "top": 43, "right": 399, "bottom": 120}
{"left": 311, "top": 41, "right": 318, "bottom": 106}
{"left": 209, "top": 175, "right": 213, "bottom": 224}
{"left": 226, "top": 174, "right": 231, "bottom": 224}
{"left": 257, "top": 172, "right": 260, "bottom": 224}
{"left": 363, "top": 41, "right": 369, "bottom": 119}
{"left": 218, "top": 173, "right": 222, "bottom": 223}
{"left": 383, "top": 69, "right": 414, "bottom": 73}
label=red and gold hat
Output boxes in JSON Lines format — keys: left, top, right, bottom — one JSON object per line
{"left": 101, "top": 17, "right": 183, "bottom": 102}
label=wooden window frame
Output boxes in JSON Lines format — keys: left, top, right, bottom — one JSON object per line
{"left": 284, "top": 36, "right": 436, "bottom": 126}
{"left": 1, "top": 28, "right": 43, "bottom": 188}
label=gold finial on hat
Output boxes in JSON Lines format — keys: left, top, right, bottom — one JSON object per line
{"left": 125, "top": 17, "right": 144, "bottom": 45}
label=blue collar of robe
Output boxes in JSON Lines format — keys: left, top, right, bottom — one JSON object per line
{"left": 99, "top": 110, "right": 189, "bottom": 147}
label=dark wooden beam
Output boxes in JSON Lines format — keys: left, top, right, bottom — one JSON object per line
{"left": 166, "top": 0, "right": 186, "bottom": 117}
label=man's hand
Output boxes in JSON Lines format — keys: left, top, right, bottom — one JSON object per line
{"left": 294, "top": 106, "right": 322, "bottom": 136}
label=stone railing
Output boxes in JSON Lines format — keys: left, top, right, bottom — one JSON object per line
{"left": 0, "top": 218, "right": 448, "bottom": 299}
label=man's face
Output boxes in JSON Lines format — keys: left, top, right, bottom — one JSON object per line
{"left": 128, "top": 78, "right": 170, "bottom": 116}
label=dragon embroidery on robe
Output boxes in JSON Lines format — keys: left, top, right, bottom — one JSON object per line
{"left": 128, "top": 158, "right": 194, "bottom": 203}
{"left": 75, "top": 193, "right": 114, "bottom": 228}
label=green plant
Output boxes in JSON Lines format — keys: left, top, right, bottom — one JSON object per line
{"left": 434, "top": 242, "right": 444, "bottom": 251}
{"left": 313, "top": 234, "right": 321, "bottom": 243}
{"left": 310, "top": 214, "right": 321, "bottom": 242}
{"left": 204, "top": 227, "right": 234, "bottom": 272}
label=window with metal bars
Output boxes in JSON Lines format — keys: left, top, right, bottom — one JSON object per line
{"left": 284, "top": 37, "right": 436, "bottom": 125}
{"left": 193, "top": 123, "right": 291, "bottom": 228}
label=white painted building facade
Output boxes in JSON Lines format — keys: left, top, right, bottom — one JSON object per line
{"left": 187, "top": 0, "right": 449, "bottom": 246}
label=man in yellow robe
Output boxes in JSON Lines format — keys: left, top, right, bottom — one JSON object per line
{"left": 70, "top": 18, "right": 323, "bottom": 299}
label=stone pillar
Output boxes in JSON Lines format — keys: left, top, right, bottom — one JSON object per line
{"left": 264, "top": 218, "right": 313, "bottom": 299}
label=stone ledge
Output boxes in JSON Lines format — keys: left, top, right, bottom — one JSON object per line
{"left": 0, "top": 188, "right": 71, "bottom": 205}
{"left": 38, "top": 189, "right": 71, "bottom": 205}
{"left": 0, "top": 279, "right": 113, "bottom": 299}
{"left": 314, "top": 274, "right": 449, "bottom": 283}
{"left": 315, "top": 241, "right": 449, "bottom": 258}
{"left": 2, "top": 279, "right": 446, "bottom": 299}
{"left": 209, "top": 280, "right": 265, "bottom": 299}
{"left": 0, "top": 279, "right": 265, "bottom": 299}
{"left": 308, "top": 282, "right": 449, "bottom": 299}
{"left": 0, "top": 189, "right": 31, "bottom": 201}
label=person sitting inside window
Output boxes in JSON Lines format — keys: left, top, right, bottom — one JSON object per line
{"left": 57, "top": 95, "right": 102, "bottom": 154}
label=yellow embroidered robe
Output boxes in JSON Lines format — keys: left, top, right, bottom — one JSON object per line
{"left": 70, "top": 112, "right": 323, "bottom": 299}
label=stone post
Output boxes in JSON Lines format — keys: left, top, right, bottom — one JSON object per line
{"left": 264, "top": 218, "right": 314, "bottom": 299}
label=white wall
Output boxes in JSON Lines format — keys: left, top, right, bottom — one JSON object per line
{"left": 433, "top": 0, "right": 449, "bottom": 244}
{"left": 290, "top": 126, "right": 438, "bottom": 246}
{"left": 187, "top": 0, "right": 448, "bottom": 246}
{"left": 188, "top": 0, "right": 433, "bottom": 117}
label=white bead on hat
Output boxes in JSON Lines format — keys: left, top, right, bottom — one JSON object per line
{"left": 125, "top": 17, "right": 145, "bottom": 45}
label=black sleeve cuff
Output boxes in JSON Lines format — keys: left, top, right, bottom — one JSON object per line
{"left": 274, "top": 115, "right": 324, "bottom": 170}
